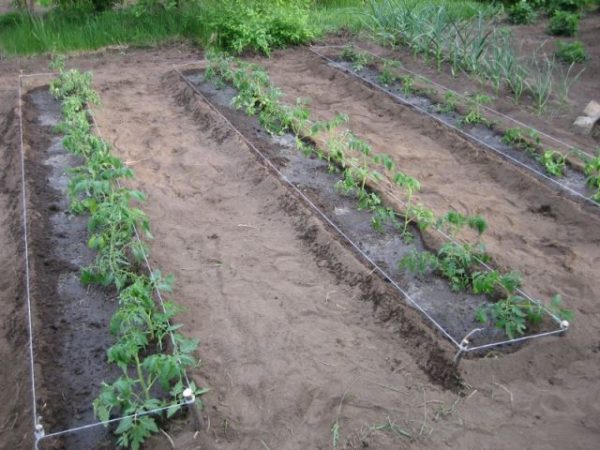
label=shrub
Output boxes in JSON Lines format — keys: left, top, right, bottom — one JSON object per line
{"left": 45, "top": 0, "right": 122, "bottom": 12}
{"left": 203, "top": 0, "right": 315, "bottom": 55}
{"left": 546, "top": 0, "right": 589, "bottom": 13}
{"left": 507, "top": 1, "right": 537, "bottom": 24}
{"left": 548, "top": 11, "right": 580, "bottom": 36}
{"left": 555, "top": 40, "right": 587, "bottom": 62}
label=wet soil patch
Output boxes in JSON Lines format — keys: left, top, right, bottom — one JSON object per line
{"left": 179, "top": 70, "right": 559, "bottom": 352}
{"left": 23, "top": 87, "right": 118, "bottom": 449}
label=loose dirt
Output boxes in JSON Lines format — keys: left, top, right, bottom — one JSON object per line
{"left": 1, "top": 43, "right": 599, "bottom": 450}
{"left": 89, "top": 57, "right": 463, "bottom": 449}
{"left": 255, "top": 47, "right": 600, "bottom": 449}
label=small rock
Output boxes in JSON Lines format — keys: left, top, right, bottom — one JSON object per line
{"left": 583, "top": 100, "right": 600, "bottom": 120}
{"left": 573, "top": 115, "right": 596, "bottom": 135}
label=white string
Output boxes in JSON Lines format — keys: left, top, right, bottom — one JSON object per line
{"left": 172, "top": 64, "right": 463, "bottom": 347}
{"left": 466, "top": 328, "right": 565, "bottom": 352}
{"left": 17, "top": 74, "right": 40, "bottom": 431}
{"left": 34, "top": 400, "right": 189, "bottom": 449}
{"left": 309, "top": 47, "right": 599, "bottom": 210}
{"left": 303, "top": 48, "right": 581, "bottom": 322}
{"left": 310, "top": 44, "right": 596, "bottom": 159}
{"left": 172, "top": 61, "right": 563, "bottom": 324}
{"left": 16, "top": 70, "right": 198, "bottom": 445}
{"left": 19, "top": 72, "right": 58, "bottom": 79}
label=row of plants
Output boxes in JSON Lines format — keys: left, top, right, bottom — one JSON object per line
{"left": 204, "top": 51, "right": 572, "bottom": 340}
{"left": 362, "top": 0, "right": 586, "bottom": 115}
{"left": 338, "top": 46, "right": 600, "bottom": 201}
{"left": 49, "top": 58, "right": 205, "bottom": 449}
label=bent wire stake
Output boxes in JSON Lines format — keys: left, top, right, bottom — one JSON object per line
{"left": 310, "top": 44, "right": 596, "bottom": 160}
{"left": 173, "top": 63, "right": 568, "bottom": 360}
{"left": 308, "top": 47, "right": 600, "bottom": 210}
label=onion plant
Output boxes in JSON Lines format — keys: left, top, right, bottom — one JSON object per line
{"left": 361, "top": 0, "right": 582, "bottom": 114}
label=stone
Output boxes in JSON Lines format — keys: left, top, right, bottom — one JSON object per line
{"left": 573, "top": 115, "right": 596, "bottom": 135}
{"left": 573, "top": 116, "right": 597, "bottom": 135}
{"left": 583, "top": 100, "right": 600, "bottom": 120}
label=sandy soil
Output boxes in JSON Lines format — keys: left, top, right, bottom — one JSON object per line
{"left": 1, "top": 46, "right": 459, "bottom": 450}
{"left": 256, "top": 48, "right": 600, "bottom": 449}
{"left": 0, "top": 42, "right": 599, "bottom": 450}
{"left": 89, "top": 58, "right": 463, "bottom": 449}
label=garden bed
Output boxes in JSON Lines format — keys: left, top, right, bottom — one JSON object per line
{"left": 253, "top": 48, "right": 600, "bottom": 323}
{"left": 179, "top": 67, "right": 565, "bottom": 351}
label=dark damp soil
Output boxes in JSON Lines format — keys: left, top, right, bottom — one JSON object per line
{"left": 179, "top": 69, "right": 560, "bottom": 352}
{"left": 319, "top": 53, "right": 596, "bottom": 209}
{"left": 24, "top": 87, "right": 117, "bottom": 450}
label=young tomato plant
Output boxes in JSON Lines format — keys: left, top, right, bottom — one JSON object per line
{"left": 399, "top": 74, "right": 415, "bottom": 95}
{"left": 340, "top": 45, "right": 373, "bottom": 71}
{"left": 378, "top": 58, "right": 400, "bottom": 86}
{"left": 437, "top": 91, "right": 458, "bottom": 114}
{"left": 539, "top": 149, "right": 567, "bottom": 177}
{"left": 583, "top": 152, "right": 600, "bottom": 201}
{"left": 461, "top": 93, "right": 491, "bottom": 126}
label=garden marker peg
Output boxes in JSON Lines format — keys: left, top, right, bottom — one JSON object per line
{"left": 34, "top": 422, "right": 45, "bottom": 439}
{"left": 183, "top": 387, "right": 195, "bottom": 404}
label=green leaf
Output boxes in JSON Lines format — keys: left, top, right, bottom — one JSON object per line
{"left": 115, "top": 416, "right": 134, "bottom": 435}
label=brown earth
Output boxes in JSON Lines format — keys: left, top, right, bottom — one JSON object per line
{"left": 1, "top": 42, "right": 599, "bottom": 450}
{"left": 89, "top": 59, "right": 461, "bottom": 449}
{"left": 0, "top": 67, "right": 32, "bottom": 450}
{"left": 255, "top": 47, "right": 600, "bottom": 449}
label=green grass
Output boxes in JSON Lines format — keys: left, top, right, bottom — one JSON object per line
{"left": 0, "top": 0, "right": 498, "bottom": 57}
{"left": 0, "top": 9, "right": 206, "bottom": 55}
{"left": 310, "top": 0, "right": 366, "bottom": 34}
